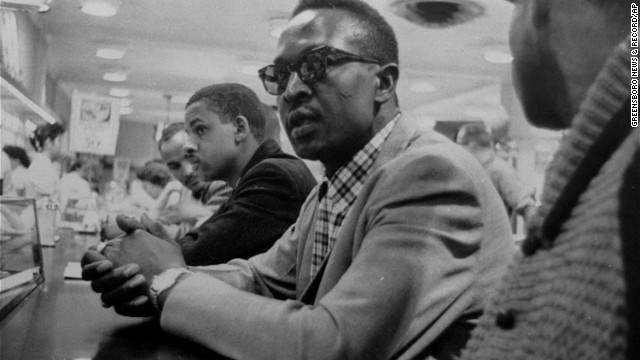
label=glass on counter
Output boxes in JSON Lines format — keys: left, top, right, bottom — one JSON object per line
{"left": 0, "top": 197, "right": 45, "bottom": 320}
{"left": 35, "top": 197, "right": 59, "bottom": 246}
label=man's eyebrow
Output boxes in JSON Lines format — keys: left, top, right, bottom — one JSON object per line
{"left": 187, "top": 117, "right": 203, "bottom": 127}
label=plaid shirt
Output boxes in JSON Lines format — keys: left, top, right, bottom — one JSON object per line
{"left": 310, "top": 114, "right": 399, "bottom": 277}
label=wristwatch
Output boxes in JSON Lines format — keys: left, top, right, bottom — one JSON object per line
{"left": 149, "top": 268, "right": 192, "bottom": 311}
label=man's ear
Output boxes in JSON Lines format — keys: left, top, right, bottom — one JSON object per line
{"left": 232, "top": 115, "right": 250, "bottom": 143}
{"left": 374, "top": 63, "right": 399, "bottom": 104}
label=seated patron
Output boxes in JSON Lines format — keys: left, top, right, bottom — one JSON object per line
{"left": 105, "top": 83, "right": 315, "bottom": 266}
{"left": 155, "top": 122, "right": 232, "bottom": 237}
{"left": 456, "top": 123, "right": 537, "bottom": 228}
{"left": 2, "top": 145, "right": 31, "bottom": 197}
{"left": 82, "top": 1, "right": 514, "bottom": 359}
{"left": 59, "top": 160, "right": 93, "bottom": 208}
{"left": 136, "top": 160, "right": 183, "bottom": 215}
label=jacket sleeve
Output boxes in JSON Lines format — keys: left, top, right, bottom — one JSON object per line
{"left": 177, "top": 159, "right": 314, "bottom": 265}
{"left": 161, "top": 148, "right": 513, "bottom": 360}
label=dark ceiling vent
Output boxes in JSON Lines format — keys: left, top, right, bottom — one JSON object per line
{"left": 390, "top": 0, "right": 485, "bottom": 29}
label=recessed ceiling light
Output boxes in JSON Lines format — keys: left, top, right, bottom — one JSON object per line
{"left": 0, "top": 0, "right": 51, "bottom": 12}
{"left": 409, "top": 82, "right": 437, "bottom": 93}
{"left": 119, "top": 106, "right": 133, "bottom": 115}
{"left": 109, "top": 88, "right": 130, "bottom": 97}
{"left": 80, "top": 0, "right": 121, "bottom": 17}
{"left": 96, "top": 47, "right": 126, "bottom": 60}
{"left": 170, "top": 95, "right": 190, "bottom": 104}
{"left": 270, "top": 24, "right": 287, "bottom": 39}
{"left": 103, "top": 71, "right": 127, "bottom": 82}
{"left": 119, "top": 98, "right": 131, "bottom": 107}
{"left": 483, "top": 50, "right": 513, "bottom": 64}
{"left": 240, "top": 64, "right": 263, "bottom": 76}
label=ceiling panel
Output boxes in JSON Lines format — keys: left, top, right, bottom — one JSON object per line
{"left": 27, "top": 0, "right": 515, "bottom": 124}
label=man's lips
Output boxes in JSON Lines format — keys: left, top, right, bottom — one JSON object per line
{"left": 290, "top": 122, "right": 317, "bottom": 139}
{"left": 187, "top": 156, "right": 201, "bottom": 169}
{"left": 286, "top": 109, "right": 320, "bottom": 140}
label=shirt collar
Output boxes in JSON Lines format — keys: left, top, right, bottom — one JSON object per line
{"left": 319, "top": 113, "right": 400, "bottom": 202}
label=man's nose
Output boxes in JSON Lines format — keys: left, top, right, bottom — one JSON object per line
{"left": 183, "top": 137, "right": 197, "bottom": 155}
{"left": 283, "top": 71, "right": 312, "bottom": 103}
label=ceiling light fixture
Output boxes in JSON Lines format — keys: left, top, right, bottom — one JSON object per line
{"left": 270, "top": 24, "right": 287, "bottom": 39}
{"left": 119, "top": 106, "right": 132, "bottom": 115}
{"left": 80, "top": 0, "right": 121, "bottom": 17}
{"left": 409, "top": 82, "right": 437, "bottom": 93}
{"left": 109, "top": 87, "right": 130, "bottom": 97}
{"left": 170, "top": 95, "right": 190, "bottom": 104}
{"left": 103, "top": 70, "right": 127, "bottom": 82}
{"left": 240, "top": 64, "right": 262, "bottom": 76}
{"left": 266, "top": 13, "right": 290, "bottom": 39}
{"left": 0, "top": 0, "right": 51, "bottom": 12}
{"left": 96, "top": 46, "right": 126, "bottom": 60}
{"left": 483, "top": 49, "right": 513, "bottom": 64}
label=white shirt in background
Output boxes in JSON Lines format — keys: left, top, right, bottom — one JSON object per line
{"left": 59, "top": 171, "right": 92, "bottom": 207}
{"left": 27, "top": 153, "right": 60, "bottom": 201}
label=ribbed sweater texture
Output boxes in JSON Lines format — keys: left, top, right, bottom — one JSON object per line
{"left": 459, "top": 37, "right": 639, "bottom": 360}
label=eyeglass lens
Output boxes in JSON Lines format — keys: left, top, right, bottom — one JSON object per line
{"left": 260, "top": 48, "right": 329, "bottom": 95}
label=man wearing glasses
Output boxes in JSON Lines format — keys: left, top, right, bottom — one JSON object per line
{"left": 81, "top": 0, "right": 514, "bottom": 358}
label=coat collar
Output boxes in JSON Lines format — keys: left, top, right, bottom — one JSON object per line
{"left": 240, "top": 139, "right": 282, "bottom": 178}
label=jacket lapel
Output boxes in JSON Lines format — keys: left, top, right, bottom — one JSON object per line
{"left": 299, "top": 114, "right": 419, "bottom": 303}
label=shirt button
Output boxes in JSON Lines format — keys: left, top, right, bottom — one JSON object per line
{"left": 495, "top": 309, "right": 516, "bottom": 330}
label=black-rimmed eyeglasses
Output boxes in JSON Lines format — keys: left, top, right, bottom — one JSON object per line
{"left": 258, "top": 45, "right": 381, "bottom": 96}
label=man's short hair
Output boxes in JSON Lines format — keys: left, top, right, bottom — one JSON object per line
{"left": 291, "top": 0, "right": 399, "bottom": 66}
{"left": 137, "top": 160, "right": 173, "bottom": 187}
{"left": 186, "top": 83, "right": 266, "bottom": 142}
{"left": 158, "top": 122, "right": 186, "bottom": 152}
{"left": 456, "top": 123, "right": 492, "bottom": 148}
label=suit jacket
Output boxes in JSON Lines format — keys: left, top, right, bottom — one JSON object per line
{"left": 163, "top": 115, "right": 515, "bottom": 360}
{"left": 178, "top": 139, "right": 317, "bottom": 265}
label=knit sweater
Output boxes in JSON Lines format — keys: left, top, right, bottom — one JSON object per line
{"left": 459, "top": 37, "right": 639, "bottom": 360}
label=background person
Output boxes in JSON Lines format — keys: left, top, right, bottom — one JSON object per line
{"left": 136, "top": 160, "right": 182, "bottom": 214}
{"left": 2, "top": 145, "right": 31, "bottom": 197}
{"left": 156, "top": 122, "right": 232, "bottom": 237}
{"left": 456, "top": 123, "right": 537, "bottom": 230}
{"left": 26, "top": 123, "right": 65, "bottom": 201}
{"left": 459, "top": 0, "right": 639, "bottom": 359}
{"left": 59, "top": 160, "right": 93, "bottom": 208}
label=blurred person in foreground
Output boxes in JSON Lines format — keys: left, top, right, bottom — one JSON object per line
{"left": 2, "top": 145, "right": 31, "bottom": 197}
{"left": 81, "top": 1, "right": 514, "bottom": 359}
{"left": 456, "top": 122, "right": 537, "bottom": 229}
{"left": 458, "top": 1, "right": 639, "bottom": 359}
{"left": 26, "top": 123, "right": 65, "bottom": 201}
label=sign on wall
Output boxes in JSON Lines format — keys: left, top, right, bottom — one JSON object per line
{"left": 69, "top": 91, "right": 120, "bottom": 155}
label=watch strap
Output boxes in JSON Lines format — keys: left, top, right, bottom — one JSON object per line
{"left": 149, "top": 268, "right": 192, "bottom": 312}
